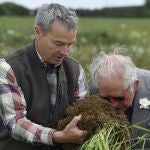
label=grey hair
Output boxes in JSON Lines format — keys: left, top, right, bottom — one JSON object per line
{"left": 35, "top": 3, "right": 78, "bottom": 33}
{"left": 89, "top": 51, "right": 138, "bottom": 90}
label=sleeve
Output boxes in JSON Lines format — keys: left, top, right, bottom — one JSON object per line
{"left": 74, "top": 64, "right": 89, "bottom": 101}
{"left": 0, "top": 59, "right": 55, "bottom": 145}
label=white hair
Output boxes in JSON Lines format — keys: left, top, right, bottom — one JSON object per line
{"left": 89, "top": 51, "right": 138, "bottom": 90}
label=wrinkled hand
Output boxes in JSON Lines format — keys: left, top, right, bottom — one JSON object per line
{"left": 52, "top": 115, "right": 87, "bottom": 144}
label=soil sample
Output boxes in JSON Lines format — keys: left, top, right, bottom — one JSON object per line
{"left": 57, "top": 95, "right": 130, "bottom": 150}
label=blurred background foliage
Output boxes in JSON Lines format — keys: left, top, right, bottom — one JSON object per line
{"left": 0, "top": 1, "right": 150, "bottom": 80}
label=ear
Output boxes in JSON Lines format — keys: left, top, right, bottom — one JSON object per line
{"left": 134, "top": 80, "right": 139, "bottom": 92}
{"left": 34, "top": 25, "right": 42, "bottom": 39}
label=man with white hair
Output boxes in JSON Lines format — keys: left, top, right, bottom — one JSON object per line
{"left": 90, "top": 51, "right": 150, "bottom": 149}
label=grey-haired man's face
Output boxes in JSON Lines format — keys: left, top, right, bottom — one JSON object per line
{"left": 98, "top": 77, "right": 137, "bottom": 111}
{"left": 34, "top": 20, "right": 77, "bottom": 64}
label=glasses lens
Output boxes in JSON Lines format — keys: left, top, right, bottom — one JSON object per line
{"left": 99, "top": 95, "right": 125, "bottom": 101}
{"left": 113, "top": 96, "right": 125, "bottom": 101}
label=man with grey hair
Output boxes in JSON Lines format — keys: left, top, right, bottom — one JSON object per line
{"left": 0, "top": 3, "right": 88, "bottom": 150}
{"left": 90, "top": 51, "right": 150, "bottom": 149}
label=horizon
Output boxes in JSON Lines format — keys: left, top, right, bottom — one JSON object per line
{"left": 0, "top": 0, "right": 146, "bottom": 10}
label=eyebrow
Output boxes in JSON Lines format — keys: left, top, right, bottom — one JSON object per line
{"left": 54, "top": 40, "right": 74, "bottom": 45}
{"left": 54, "top": 41, "right": 65, "bottom": 44}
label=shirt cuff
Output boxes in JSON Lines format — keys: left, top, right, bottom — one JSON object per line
{"left": 41, "top": 128, "right": 56, "bottom": 145}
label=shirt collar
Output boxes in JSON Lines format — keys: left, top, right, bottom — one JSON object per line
{"left": 35, "top": 50, "right": 60, "bottom": 68}
{"left": 36, "top": 50, "right": 44, "bottom": 63}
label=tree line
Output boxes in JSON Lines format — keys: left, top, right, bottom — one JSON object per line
{"left": 0, "top": 2, "right": 36, "bottom": 16}
{"left": 0, "top": 2, "right": 150, "bottom": 17}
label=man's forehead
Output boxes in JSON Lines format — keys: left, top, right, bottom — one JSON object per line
{"left": 98, "top": 78, "right": 126, "bottom": 95}
{"left": 99, "top": 77, "right": 124, "bottom": 88}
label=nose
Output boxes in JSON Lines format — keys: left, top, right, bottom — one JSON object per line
{"left": 110, "top": 99, "right": 119, "bottom": 108}
{"left": 60, "top": 45, "right": 70, "bottom": 56}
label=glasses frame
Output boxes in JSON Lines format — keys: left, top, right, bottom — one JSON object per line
{"left": 99, "top": 86, "right": 130, "bottom": 102}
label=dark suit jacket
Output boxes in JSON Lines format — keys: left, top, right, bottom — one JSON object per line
{"left": 131, "top": 68, "right": 150, "bottom": 149}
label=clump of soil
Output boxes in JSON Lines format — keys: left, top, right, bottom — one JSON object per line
{"left": 57, "top": 95, "right": 130, "bottom": 149}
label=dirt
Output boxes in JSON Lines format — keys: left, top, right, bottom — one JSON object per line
{"left": 57, "top": 95, "right": 130, "bottom": 149}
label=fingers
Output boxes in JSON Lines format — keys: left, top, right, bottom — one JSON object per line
{"left": 74, "top": 114, "right": 81, "bottom": 122}
{"left": 77, "top": 130, "right": 88, "bottom": 144}
{"left": 62, "top": 114, "right": 88, "bottom": 144}
{"left": 83, "top": 130, "right": 88, "bottom": 137}
{"left": 68, "top": 115, "right": 81, "bottom": 127}
{"left": 81, "top": 130, "right": 88, "bottom": 140}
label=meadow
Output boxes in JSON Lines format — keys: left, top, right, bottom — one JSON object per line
{"left": 0, "top": 17, "right": 150, "bottom": 80}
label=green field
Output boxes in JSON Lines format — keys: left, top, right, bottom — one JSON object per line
{"left": 0, "top": 17, "right": 150, "bottom": 79}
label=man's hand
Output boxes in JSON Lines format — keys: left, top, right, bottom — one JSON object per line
{"left": 52, "top": 115, "right": 87, "bottom": 144}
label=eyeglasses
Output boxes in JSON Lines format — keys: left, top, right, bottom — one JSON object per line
{"left": 99, "top": 95, "right": 125, "bottom": 101}
{"left": 99, "top": 86, "right": 130, "bottom": 102}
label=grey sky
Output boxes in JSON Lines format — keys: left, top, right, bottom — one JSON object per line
{"left": 0, "top": 0, "right": 146, "bottom": 9}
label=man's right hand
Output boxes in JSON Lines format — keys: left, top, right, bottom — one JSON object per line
{"left": 52, "top": 115, "right": 87, "bottom": 144}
